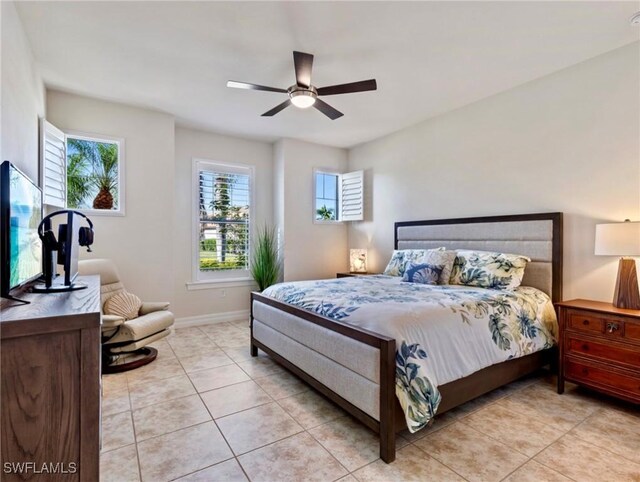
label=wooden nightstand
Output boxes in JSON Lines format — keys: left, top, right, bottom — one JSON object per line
{"left": 336, "top": 272, "right": 379, "bottom": 278}
{"left": 556, "top": 299, "right": 640, "bottom": 404}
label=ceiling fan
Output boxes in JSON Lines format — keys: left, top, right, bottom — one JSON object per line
{"left": 227, "top": 51, "right": 377, "bottom": 120}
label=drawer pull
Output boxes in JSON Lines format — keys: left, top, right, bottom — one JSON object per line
{"left": 582, "top": 344, "right": 589, "bottom": 351}
{"left": 583, "top": 319, "right": 590, "bottom": 326}
{"left": 606, "top": 322, "right": 620, "bottom": 334}
{"left": 582, "top": 367, "right": 589, "bottom": 375}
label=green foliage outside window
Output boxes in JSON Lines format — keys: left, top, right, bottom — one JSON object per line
{"left": 67, "top": 138, "right": 119, "bottom": 210}
{"left": 316, "top": 205, "right": 335, "bottom": 221}
{"left": 199, "top": 173, "right": 249, "bottom": 271}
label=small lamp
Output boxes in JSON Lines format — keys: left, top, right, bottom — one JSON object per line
{"left": 349, "top": 249, "right": 367, "bottom": 273}
{"left": 595, "top": 220, "right": 640, "bottom": 310}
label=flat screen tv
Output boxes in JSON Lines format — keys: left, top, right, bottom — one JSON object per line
{"left": 0, "top": 161, "right": 43, "bottom": 299}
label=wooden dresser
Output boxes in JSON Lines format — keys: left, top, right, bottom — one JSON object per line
{"left": 556, "top": 299, "right": 640, "bottom": 404}
{"left": 0, "top": 275, "right": 101, "bottom": 481}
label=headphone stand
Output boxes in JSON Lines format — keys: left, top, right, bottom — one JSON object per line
{"left": 37, "top": 210, "right": 95, "bottom": 295}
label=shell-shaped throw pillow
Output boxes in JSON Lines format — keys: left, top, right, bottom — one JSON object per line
{"left": 402, "top": 263, "right": 443, "bottom": 285}
{"left": 104, "top": 291, "right": 142, "bottom": 320}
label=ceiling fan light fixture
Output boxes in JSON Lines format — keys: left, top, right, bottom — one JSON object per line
{"left": 229, "top": 51, "right": 376, "bottom": 119}
{"left": 289, "top": 90, "right": 316, "bottom": 109}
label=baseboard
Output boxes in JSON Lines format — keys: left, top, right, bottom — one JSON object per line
{"left": 174, "top": 309, "right": 250, "bottom": 328}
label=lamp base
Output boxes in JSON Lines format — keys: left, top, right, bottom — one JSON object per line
{"left": 613, "top": 258, "right": 640, "bottom": 310}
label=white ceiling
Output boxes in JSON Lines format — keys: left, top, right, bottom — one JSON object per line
{"left": 16, "top": 1, "right": 640, "bottom": 148}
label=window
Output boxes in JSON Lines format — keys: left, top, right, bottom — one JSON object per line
{"left": 40, "top": 120, "right": 125, "bottom": 215}
{"left": 193, "top": 159, "right": 253, "bottom": 282}
{"left": 66, "top": 134, "right": 123, "bottom": 213}
{"left": 315, "top": 171, "right": 339, "bottom": 221}
{"left": 313, "top": 169, "right": 364, "bottom": 223}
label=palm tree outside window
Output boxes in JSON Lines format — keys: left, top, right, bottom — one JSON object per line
{"left": 66, "top": 134, "right": 123, "bottom": 213}
{"left": 315, "top": 171, "right": 339, "bottom": 222}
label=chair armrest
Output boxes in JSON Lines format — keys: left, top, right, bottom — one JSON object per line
{"left": 139, "top": 302, "right": 170, "bottom": 315}
{"left": 102, "top": 314, "right": 126, "bottom": 328}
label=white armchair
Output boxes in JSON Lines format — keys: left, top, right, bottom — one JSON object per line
{"left": 78, "top": 258, "right": 174, "bottom": 373}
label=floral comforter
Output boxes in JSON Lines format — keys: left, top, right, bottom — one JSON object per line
{"left": 262, "top": 275, "right": 557, "bottom": 432}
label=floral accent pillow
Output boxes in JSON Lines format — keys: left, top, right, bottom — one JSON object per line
{"left": 449, "top": 250, "right": 531, "bottom": 290}
{"left": 382, "top": 250, "right": 406, "bottom": 277}
{"left": 383, "top": 249, "right": 444, "bottom": 277}
{"left": 419, "top": 249, "right": 457, "bottom": 285}
{"left": 402, "top": 263, "right": 443, "bottom": 285}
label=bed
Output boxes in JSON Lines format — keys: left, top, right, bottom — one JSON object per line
{"left": 250, "top": 212, "right": 563, "bottom": 463}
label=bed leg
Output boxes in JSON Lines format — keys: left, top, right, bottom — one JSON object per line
{"left": 250, "top": 295, "right": 257, "bottom": 357}
{"left": 549, "top": 346, "right": 559, "bottom": 375}
{"left": 249, "top": 300, "right": 258, "bottom": 357}
{"left": 379, "top": 338, "right": 396, "bottom": 463}
{"left": 380, "top": 418, "right": 396, "bottom": 463}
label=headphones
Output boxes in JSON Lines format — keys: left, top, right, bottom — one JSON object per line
{"left": 38, "top": 210, "right": 94, "bottom": 252}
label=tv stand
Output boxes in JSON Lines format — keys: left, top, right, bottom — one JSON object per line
{"left": 0, "top": 275, "right": 101, "bottom": 481}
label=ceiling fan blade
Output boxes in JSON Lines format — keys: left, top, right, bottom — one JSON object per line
{"left": 227, "top": 81, "right": 287, "bottom": 93}
{"left": 317, "top": 79, "right": 377, "bottom": 96}
{"left": 313, "top": 99, "right": 343, "bottom": 120}
{"left": 261, "top": 99, "right": 292, "bottom": 117}
{"left": 293, "top": 51, "right": 314, "bottom": 88}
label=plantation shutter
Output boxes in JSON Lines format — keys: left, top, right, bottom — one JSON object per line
{"left": 339, "top": 170, "right": 364, "bottom": 221}
{"left": 40, "top": 119, "right": 66, "bottom": 207}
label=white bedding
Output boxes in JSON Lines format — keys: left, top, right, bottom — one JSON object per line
{"left": 262, "top": 275, "right": 557, "bottom": 432}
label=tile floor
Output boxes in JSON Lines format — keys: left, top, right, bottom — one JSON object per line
{"left": 100, "top": 320, "right": 640, "bottom": 482}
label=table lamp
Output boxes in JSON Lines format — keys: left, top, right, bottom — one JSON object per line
{"left": 595, "top": 220, "right": 640, "bottom": 310}
{"left": 350, "top": 249, "right": 367, "bottom": 273}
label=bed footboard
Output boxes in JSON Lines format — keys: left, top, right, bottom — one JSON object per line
{"left": 250, "top": 292, "right": 398, "bottom": 463}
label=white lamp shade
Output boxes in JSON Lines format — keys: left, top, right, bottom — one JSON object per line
{"left": 595, "top": 221, "right": 640, "bottom": 256}
{"left": 350, "top": 249, "right": 367, "bottom": 273}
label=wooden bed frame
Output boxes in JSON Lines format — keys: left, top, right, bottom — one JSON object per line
{"left": 250, "top": 212, "right": 563, "bottom": 463}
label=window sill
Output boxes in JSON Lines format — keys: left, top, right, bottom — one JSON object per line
{"left": 75, "top": 208, "right": 125, "bottom": 217}
{"left": 186, "top": 278, "right": 257, "bottom": 291}
{"left": 313, "top": 220, "right": 344, "bottom": 225}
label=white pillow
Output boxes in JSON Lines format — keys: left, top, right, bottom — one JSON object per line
{"left": 383, "top": 249, "right": 445, "bottom": 278}
{"left": 449, "top": 250, "right": 530, "bottom": 290}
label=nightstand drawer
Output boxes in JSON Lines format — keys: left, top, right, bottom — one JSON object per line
{"left": 568, "top": 312, "right": 605, "bottom": 333}
{"left": 626, "top": 322, "right": 640, "bottom": 342}
{"left": 566, "top": 359, "right": 640, "bottom": 398}
{"left": 566, "top": 336, "right": 640, "bottom": 368}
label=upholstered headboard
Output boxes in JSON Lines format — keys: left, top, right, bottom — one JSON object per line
{"left": 394, "top": 213, "right": 563, "bottom": 302}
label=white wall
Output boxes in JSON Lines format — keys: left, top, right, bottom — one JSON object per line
{"left": 273, "top": 140, "right": 285, "bottom": 283}
{"left": 1, "top": 1, "right": 45, "bottom": 181}
{"left": 275, "top": 138, "right": 349, "bottom": 281}
{"left": 348, "top": 42, "right": 640, "bottom": 303}
{"left": 46, "top": 91, "right": 176, "bottom": 305}
{"left": 173, "top": 126, "right": 273, "bottom": 318}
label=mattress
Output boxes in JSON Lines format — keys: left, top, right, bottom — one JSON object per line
{"left": 262, "top": 275, "right": 558, "bottom": 432}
